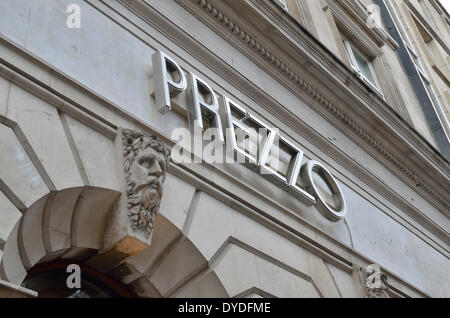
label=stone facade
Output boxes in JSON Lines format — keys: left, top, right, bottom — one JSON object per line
{"left": 0, "top": 0, "right": 448, "bottom": 298}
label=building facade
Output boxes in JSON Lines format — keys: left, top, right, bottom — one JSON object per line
{"left": 0, "top": 0, "right": 449, "bottom": 298}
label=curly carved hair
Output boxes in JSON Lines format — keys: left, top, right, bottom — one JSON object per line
{"left": 122, "top": 128, "right": 171, "bottom": 175}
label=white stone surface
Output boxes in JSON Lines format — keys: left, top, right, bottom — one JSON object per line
{"left": 214, "top": 243, "right": 321, "bottom": 298}
{"left": 172, "top": 271, "right": 228, "bottom": 298}
{"left": 0, "top": 0, "right": 155, "bottom": 124}
{"left": 0, "top": 123, "right": 48, "bottom": 208}
{"left": 213, "top": 244, "right": 260, "bottom": 297}
{"left": 148, "top": 238, "right": 206, "bottom": 297}
{"left": 184, "top": 190, "right": 343, "bottom": 297}
{"left": 20, "top": 194, "right": 47, "bottom": 269}
{"left": 6, "top": 84, "right": 84, "bottom": 190}
{"left": 256, "top": 255, "right": 307, "bottom": 298}
{"left": 42, "top": 187, "right": 83, "bottom": 255}
{"left": 186, "top": 191, "right": 234, "bottom": 260}
{"left": 342, "top": 182, "right": 450, "bottom": 297}
{"left": 0, "top": 75, "right": 9, "bottom": 116}
{"left": 0, "top": 192, "right": 21, "bottom": 245}
{"left": 70, "top": 187, "right": 119, "bottom": 250}
{"left": 0, "top": 222, "right": 27, "bottom": 285}
{"left": 64, "top": 115, "right": 120, "bottom": 191}
{"left": 326, "top": 263, "right": 361, "bottom": 298}
{"left": 159, "top": 173, "right": 197, "bottom": 231}
{"left": 0, "top": 279, "right": 37, "bottom": 298}
{"left": 244, "top": 293, "right": 263, "bottom": 298}
{"left": 124, "top": 213, "right": 182, "bottom": 277}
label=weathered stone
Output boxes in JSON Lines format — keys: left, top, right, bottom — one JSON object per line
{"left": 88, "top": 128, "right": 170, "bottom": 272}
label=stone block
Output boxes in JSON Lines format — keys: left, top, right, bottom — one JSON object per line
{"left": 0, "top": 123, "right": 48, "bottom": 208}
{"left": 0, "top": 279, "right": 37, "bottom": 298}
{"left": 7, "top": 84, "right": 84, "bottom": 190}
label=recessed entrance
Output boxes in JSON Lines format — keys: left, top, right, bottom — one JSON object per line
{"left": 21, "top": 260, "right": 134, "bottom": 298}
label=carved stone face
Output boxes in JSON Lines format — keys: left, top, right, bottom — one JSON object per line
{"left": 122, "top": 128, "right": 170, "bottom": 238}
{"left": 131, "top": 147, "right": 167, "bottom": 210}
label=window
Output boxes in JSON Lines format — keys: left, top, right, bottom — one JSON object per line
{"left": 411, "top": 14, "right": 450, "bottom": 87}
{"left": 342, "top": 37, "right": 383, "bottom": 95}
{"left": 384, "top": 0, "right": 450, "bottom": 145}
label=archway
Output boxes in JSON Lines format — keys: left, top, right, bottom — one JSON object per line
{"left": 0, "top": 187, "right": 120, "bottom": 286}
{"left": 22, "top": 260, "right": 134, "bottom": 298}
{"left": 0, "top": 185, "right": 229, "bottom": 298}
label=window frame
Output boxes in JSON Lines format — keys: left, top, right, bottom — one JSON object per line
{"left": 384, "top": 0, "right": 450, "bottom": 144}
{"left": 342, "top": 37, "right": 384, "bottom": 97}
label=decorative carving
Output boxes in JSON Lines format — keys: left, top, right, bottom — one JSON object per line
{"left": 122, "top": 129, "right": 170, "bottom": 238}
{"left": 355, "top": 264, "right": 390, "bottom": 298}
{"left": 191, "top": 0, "right": 449, "bottom": 212}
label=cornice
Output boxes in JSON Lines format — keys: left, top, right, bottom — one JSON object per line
{"left": 183, "top": 0, "right": 450, "bottom": 213}
{"left": 327, "top": 0, "right": 398, "bottom": 52}
{"left": 328, "top": 0, "right": 386, "bottom": 48}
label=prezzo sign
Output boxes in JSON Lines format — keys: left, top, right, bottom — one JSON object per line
{"left": 152, "top": 50, "right": 346, "bottom": 222}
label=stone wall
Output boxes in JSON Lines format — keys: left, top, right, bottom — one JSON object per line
{"left": 0, "top": 0, "right": 448, "bottom": 297}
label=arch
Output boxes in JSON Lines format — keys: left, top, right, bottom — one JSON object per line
{"left": 108, "top": 210, "right": 230, "bottom": 298}
{"left": 0, "top": 186, "right": 120, "bottom": 285}
{"left": 0, "top": 185, "right": 230, "bottom": 298}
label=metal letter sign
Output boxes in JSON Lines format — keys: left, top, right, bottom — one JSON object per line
{"left": 152, "top": 50, "right": 346, "bottom": 221}
{"left": 152, "top": 50, "right": 187, "bottom": 113}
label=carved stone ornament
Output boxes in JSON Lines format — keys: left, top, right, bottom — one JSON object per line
{"left": 122, "top": 129, "right": 170, "bottom": 238}
{"left": 355, "top": 264, "right": 390, "bottom": 298}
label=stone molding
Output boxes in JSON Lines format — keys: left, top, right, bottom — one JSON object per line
{"left": 187, "top": 0, "right": 450, "bottom": 212}
{"left": 329, "top": 0, "right": 398, "bottom": 51}
{"left": 327, "top": 0, "right": 386, "bottom": 49}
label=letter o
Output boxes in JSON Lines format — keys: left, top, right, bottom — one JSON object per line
{"left": 302, "top": 160, "right": 346, "bottom": 221}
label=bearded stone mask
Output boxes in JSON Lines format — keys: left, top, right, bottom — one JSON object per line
{"left": 122, "top": 129, "right": 170, "bottom": 238}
